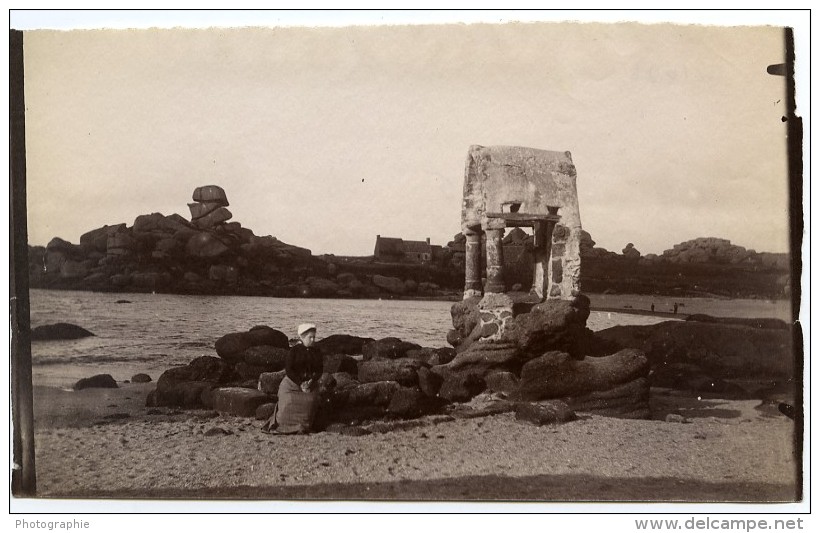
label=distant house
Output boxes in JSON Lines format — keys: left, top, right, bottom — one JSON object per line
{"left": 374, "top": 235, "right": 435, "bottom": 263}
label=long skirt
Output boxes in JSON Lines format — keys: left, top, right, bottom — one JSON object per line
{"left": 262, "top": 376, "right": 320, "bottom": 434}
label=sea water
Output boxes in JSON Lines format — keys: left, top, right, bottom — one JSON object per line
{"left": 27, "top": 289, "right": 671, "bottom": 387}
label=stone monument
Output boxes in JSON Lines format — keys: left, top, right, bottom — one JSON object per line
{"left": 461, "top": 144, "right": 582, "bottom": 301}
{"left": 444, "top": 145, "right": 651, "bottom": 418}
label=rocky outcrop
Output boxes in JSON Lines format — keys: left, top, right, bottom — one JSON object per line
{"left": 622, "top": 243, "right": 640, "bottom": 260}
{"left": 212, "top": 387, "right": 269, "bottom": 417}
{"left": 146, "top": 356, "right": 239, "bottom": 408}
{"left": 214, "top": 326, "right": 289, "bottom": 364}
{"left": 322, "top": 353, "right": 358, "bottom": 375}
{"left": 31, "top": 323, "right": 94, "bottom": 341}
{"left": 315, "top": 334, "right": 375, "bottom": 356}
{"left": 661, "top": 237, "right": 752, "bottom": 265}
{"left": 188, "top": 185, "right": 232, "bottom": 230}
{"left": 371, "top": 275, "right": 406, "bottom": 295}
{"left": 514, "top": 349, "right": 649, "bottom": 403}
{"left": 596, "top": 320, "right": 794, "bottom": 393}
{"left": 74, "top": 374, "right": 118, "bottom": 390}
{"left": 435, "top": 294, "right": 651, "bottom": 418}
{"left": 358, "top": 358, "right": 425, "bottom": 387}
{"left": 362, "top": 338, "right": 423, "bottom": 360}
{"left": 29, "top": 185, "right": 460, "bottom": 299}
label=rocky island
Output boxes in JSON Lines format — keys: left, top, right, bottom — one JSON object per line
{"left": 27, "top": 182, "right": 790, "bottom": 301}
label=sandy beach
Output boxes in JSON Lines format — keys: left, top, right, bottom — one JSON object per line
{"left": 29, "top": 382, "right": 798, "bottom": 503}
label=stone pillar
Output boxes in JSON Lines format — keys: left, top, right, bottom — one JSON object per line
{"left": 531, "top": 221, "right": 551, "bottom": 298}
{"left": 463, "top": 229, "right": 483, "bottom": 298}
{"left": 484, "top": 228, "right": 505, "bottom": 294}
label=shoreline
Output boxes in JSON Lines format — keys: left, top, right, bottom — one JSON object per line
{"left": 28, "top": 287, "right": 791, "bottom": 321}
{"left": 29, "top": 383, "right": 798, "bottom": 502}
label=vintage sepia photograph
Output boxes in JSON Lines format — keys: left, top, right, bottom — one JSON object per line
{"left": 8, "top": 10, "right": 807, "bottom": 515}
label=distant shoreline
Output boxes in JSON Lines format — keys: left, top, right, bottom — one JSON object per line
{"left": 28, "top": 286, "right": 791, "bottom": 322}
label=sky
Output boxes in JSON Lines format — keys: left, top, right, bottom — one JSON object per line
{"left": 18, "top": 12, "right": 798, "bottom": 257}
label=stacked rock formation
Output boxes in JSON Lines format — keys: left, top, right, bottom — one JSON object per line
{"left": 441, "top": 294, "right": 652, "bottom": 418}
{"left": 28, "top": 185, "right": 325, "bottom": 295}
{"left": 188, "top": 185, "right": 232, "bottom": 229}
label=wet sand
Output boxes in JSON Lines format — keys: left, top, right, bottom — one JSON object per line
{"left": 29, "top": 383, "right": 799, "bottom": 503}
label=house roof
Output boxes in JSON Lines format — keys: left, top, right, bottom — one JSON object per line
{"left": 375, "top": 236, "right": 404, "bottom": 254}
{"left": 403, "top": 240, "right": 432, "bottom": 253}
{"left": 375, "top": 236, "right": 433, "bottom": 255}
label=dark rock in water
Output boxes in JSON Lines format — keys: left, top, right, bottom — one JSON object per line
{"left": 315, "top": 334, "right": 375, "bottom": 356}
{"left": 74, "top": 374, "right": 118, "bottom": 390}
{"left": 358, "top": 358, "right": 425, "bottom": 387}
{"left": 258, "top": 371, "right": 287, "bottom": 395}
{"left": 515, "top": 349, "right": 649, "bottom": 401}
{"left": 148, "top": 356, "right": 238, "bottom": 408}
{"left": 131, "top": 373, "right": 152, "bottom": 383}
{"left": 212, "top": 387, "right": 270, "bottom": 417}
{"left": 242, "top": 345, "right": 289, "bottom": 370}
{"left": 417, "top": 367, "right": 443, "bottom": 397}
{"left": 596, "top": 321, "right": 794, "bottom": 382}
{"left": 514, "top": 401, "right": 576, "bottom": 426}
{"left": 215, "top": 326, "right": 289, "bottom": 363}
{"left": 437, "top": 373, "right": 486, "bottom": 403}
{"left": 256, "top": 402, "right": 278, "bottom": 421}
{"left": 362, "top": 337, "right": 423, "bottom": 361}
{"left": 31, "top": 323, "right": 94, "bottom": 341}
{"left": 322, "top": 353, "right": 358, "bottom": 375}
{"left": 685, "top": 314, "right": 789, "bottom": 330}
{"left": 116, "top": 300, "right": 132, "bottom": 304}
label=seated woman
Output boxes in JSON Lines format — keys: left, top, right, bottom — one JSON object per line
{"left": 262, "top": 323, "right": 324, "bottom": 434}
